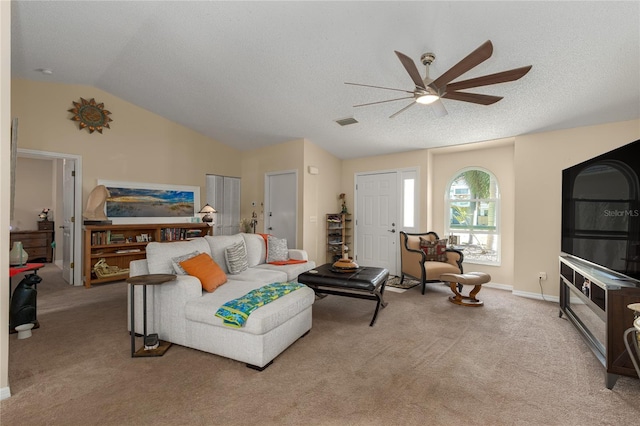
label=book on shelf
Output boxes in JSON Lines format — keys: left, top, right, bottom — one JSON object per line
{"left": 161, "top": 227, "right": 206, "bottom": 241}
{"left": 110, "top": 233, "right": 126, "bottom": 243}
{"left": 185, "top": 229, "right": 204, "bottom": 239}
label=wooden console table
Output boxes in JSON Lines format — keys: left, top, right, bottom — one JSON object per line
{"left": 84, "top": 223, "right": 210, "bottom": 288}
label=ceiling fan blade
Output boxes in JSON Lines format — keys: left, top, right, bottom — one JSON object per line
{"left": 394, "top": 51, "right": 426, "bottom": 89}
{"left": 429, "top": 40, "right": 494, "bottom": 91}
{"left": 390, "top": 101, "right": 417, "bottom": 119}
{"left": 353, "top": 96, "right": 415, "bottom": 107}
{"left": 431, "top": 99, "right": 448, "bottom": 117}
{"left": 445, "top": 65, "right": 532, "bottom": 91}
{"left": 345, "top": 82, "right": 414, "bottom": 94}
{"left": 442, "top": 91, "right": 503, "bottom": 105}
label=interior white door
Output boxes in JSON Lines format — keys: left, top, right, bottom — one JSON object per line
{"left": 265, "top": 171, "right": 297, "bottom": 248}
{"left": 62, "top": 158, "right": 75, "bottom": 284}
{"left": 355, "top": 172, "right": 398, "bottom": 275}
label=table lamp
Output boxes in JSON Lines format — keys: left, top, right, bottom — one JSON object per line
{"left": 199, "top": 204, "right": 217, "bottom": 226}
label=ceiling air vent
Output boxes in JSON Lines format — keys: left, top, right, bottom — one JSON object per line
{"left": 335, "top": 117, "right": 359, "bottom": 126}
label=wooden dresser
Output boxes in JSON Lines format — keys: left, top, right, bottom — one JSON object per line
{"left": 10, "top": 229, "right": 55, "bottom": 263}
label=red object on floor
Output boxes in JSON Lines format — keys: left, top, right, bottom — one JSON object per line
{"left": 9, "top": 263, "right": 45, "bottom": 277}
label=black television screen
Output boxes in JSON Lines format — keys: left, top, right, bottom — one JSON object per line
{"left": 561, "top": 139, "right": 640, "bottom": 282}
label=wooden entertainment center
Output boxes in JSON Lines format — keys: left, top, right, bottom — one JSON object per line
{"left": 83, "top": 223, "right": 210, "bottom": 288}
{"left": 559, "top": 255, "right": 640, "bottom": 389}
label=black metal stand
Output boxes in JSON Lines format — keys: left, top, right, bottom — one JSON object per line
{"left": 128, "top": 274, "right": 176, "bottom": 357}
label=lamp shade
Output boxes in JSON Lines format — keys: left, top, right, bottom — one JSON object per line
{"left": 199, "top": 204, "right": 216, "bottom": 226}
{"left": 199, "top": 204, "right": 217, "bottom": 214}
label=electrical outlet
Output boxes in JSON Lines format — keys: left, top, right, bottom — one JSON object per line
{"left": 538, "top": 272, "right": 547, "bottom": 281}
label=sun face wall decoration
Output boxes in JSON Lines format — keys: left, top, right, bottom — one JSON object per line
{"left": 68, "top": 98, "right": 113, "bottom": 134}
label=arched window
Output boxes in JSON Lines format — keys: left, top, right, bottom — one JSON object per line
{"left": 445, "top": 168, "right": 500, "bottom": 265}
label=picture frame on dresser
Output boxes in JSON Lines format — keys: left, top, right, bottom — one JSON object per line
{"left": 97, "top": 180, "right": 200, "bottom": 224}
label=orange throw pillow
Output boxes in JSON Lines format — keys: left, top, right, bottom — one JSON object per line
{"left": 180, "top": 253, "right": 227, "bottom": 292}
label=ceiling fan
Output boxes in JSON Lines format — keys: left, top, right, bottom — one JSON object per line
{"left": 345, "top": 40, "right": 532, "bottom": 118}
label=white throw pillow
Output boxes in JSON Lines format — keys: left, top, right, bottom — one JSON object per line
{"left": 146, "top": 238, "right": 211, "bottom": 275}
{"left": 267, "top": 235, "right": 289, "bottom": 263}
{"left": 171, "top": 251, "right": 201, "bottom": 275}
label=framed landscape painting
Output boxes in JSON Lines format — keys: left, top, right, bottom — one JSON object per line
{"left": 98, "top": 180, "right": 200, "bottom": 224}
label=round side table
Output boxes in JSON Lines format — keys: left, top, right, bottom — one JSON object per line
{"left": 127, "top": 274, "right": 176, "bottom": 357}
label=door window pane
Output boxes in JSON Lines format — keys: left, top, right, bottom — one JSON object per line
{"left": 403, "top": 178, "right": 415, "bottom": 228}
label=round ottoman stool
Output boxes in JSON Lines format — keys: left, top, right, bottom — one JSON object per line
{"left": 440, "top": 272, "right": 491, "bottom": 307}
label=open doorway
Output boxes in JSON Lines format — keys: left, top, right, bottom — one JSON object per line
{"left": 15, "top": 149, "right": 83, "bottom": 286}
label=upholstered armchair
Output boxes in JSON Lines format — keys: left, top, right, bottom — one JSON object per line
{"left": 399, "top": 231, "right": 464, "bottom": 295}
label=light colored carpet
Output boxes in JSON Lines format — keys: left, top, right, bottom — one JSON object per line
{"left": 2, "top": 264, "right": 639, "bottom": 425}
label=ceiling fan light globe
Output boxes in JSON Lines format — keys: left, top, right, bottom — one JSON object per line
{"left": 416, "top": 94, "right": 439, "bottom": 105}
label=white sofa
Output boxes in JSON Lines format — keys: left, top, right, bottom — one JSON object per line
{"left": 128, "top": 233, "right": 316, "bottom": 369}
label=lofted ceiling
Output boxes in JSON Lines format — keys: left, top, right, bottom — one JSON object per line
{"left": 10, "top": 1, "right": 640, "bottom": 160}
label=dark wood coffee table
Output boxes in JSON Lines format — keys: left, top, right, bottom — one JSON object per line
{"left": 298, "top": 263, "right": 389, "bottom": 326}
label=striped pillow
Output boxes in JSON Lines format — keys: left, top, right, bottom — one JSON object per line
{"left": 225, "top": 240, "right": 249, "bottom": 274}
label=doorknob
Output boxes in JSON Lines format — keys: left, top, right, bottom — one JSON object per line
{"left": 268, "top": 227, "right": 273, "bottom": 231}
{"left": 388, "top": 229, "right": 396, "bottom": 233}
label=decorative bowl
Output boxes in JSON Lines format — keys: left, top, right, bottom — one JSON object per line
{"left": 332, "top": 258, "right": 359, "bottom": 270}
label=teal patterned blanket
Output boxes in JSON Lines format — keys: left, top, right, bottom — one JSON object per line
{"left": 215, "top": 282, "right": 304, "bottom": 328}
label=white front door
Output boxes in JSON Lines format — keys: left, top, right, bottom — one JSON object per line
{"left": 62, "top": 158, "right": 75, "bottom": 284}
{"left": 355, "top": 172, "right": 398, "bottom": 275}
{"left": 265, "top": 171, "right": 297, "bottom": 248}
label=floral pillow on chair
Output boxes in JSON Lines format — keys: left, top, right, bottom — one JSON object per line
{"left": 419, "top": 237, "right": 448, "bottom": 262}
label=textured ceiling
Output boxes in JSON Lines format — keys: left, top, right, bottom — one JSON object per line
{"left": 10, "top": 1, "right": 640, "bottom": 159}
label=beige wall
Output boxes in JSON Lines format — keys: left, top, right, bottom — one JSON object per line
{"left": 240, "top": 139, "right": 304, "bottom": 246}
{"left": 11, "top": 79, "right": 242, "bottom": 206}
{"left": 302, "top": 139, "right": 342, "bottom": 264}
{"left": 429, "top": 139, "right": 516, "bottom": 286}
{"left": 13, "top": 157, "right": 54, "bottom": 231}
{"left": 1, "top": 0, "right": 11, "bottom": 398}
{"left": 513, "top": 119, "right": 640, "bottom": 298}
{"left": 342, "top": 150, "right": 429, "bottom": 226}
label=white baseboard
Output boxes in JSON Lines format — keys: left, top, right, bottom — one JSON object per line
{"left": 0, "top": 386, "right": 11, "bottom": 400}
{"left": 482, "top": 282, "right": 559, "bottom": 303}
{"left": 484, "top": 282, "right": 512, "bottom": 291}
{"left": 512, "top": 289, "right": 559, "bottom": 303}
